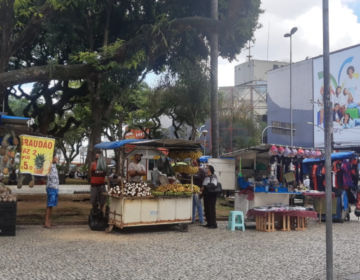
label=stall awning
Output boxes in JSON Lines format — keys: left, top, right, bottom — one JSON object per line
{"left": 94, "top": 139, "right": 202, "bottom": 151}
{"left": 302, "top": 151, "right": 357, "bottom": 164}
{"left": 94, "top": 139, "right": 146, "bottom": 150}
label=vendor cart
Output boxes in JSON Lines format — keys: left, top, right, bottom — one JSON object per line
{"left": 94, "top": 139, "right": 202, "bottom": 233}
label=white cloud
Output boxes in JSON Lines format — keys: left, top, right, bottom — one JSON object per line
{"left": 218, "top": 0, "right": 360, "bottom": 87}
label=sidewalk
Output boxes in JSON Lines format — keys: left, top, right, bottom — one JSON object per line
{"left": 8, "top": 184, "right": 90, "bottom": 194}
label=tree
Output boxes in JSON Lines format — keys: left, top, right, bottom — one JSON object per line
{"left": 0, "top": 0, "right": 262, "bottom": 165}
{"left": 160, "top": 58, "right": 210, "bottom": 140}
{"left": 219, "top": 97, "right": 265, "bottom": 152}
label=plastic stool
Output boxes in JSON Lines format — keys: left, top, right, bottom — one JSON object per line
{"left": 228, "top": 211, "right": 245, "bottom": 231}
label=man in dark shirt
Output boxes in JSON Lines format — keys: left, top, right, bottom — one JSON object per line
{"left": 192, "top": 159, "right": 206, "bottom": 225}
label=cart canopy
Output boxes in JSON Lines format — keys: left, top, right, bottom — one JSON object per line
{"left": 94, "top": 139, "right": 145, "bottom": 150}
{"left": 94, "top": 139, "right": 202, "bottom": 150}
{"left": 302, "top": 151, "right": 357, "bottom": 174}
{"left": 302, "top": 151, "right": 357, "bottom": 164}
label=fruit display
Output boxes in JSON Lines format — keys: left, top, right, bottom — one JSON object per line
{"left": 108, "top": 181, "right": 151, "bottom": 197}
{"left": 0, "top": 184, "right": 17, "bottom": 202}
{"left": 152, "top": 183, "right": 200, "bottom": 196}
{"left": 168, "top": 150, "right": 202, "bottom": 161}
{"left": 0, "top": 131, "right": 19, "bottom": 179}
{"left": 172, "top": 165, "right": 199, "bottom": 174}
{"left": 182, "top": 184, "right": 201, "bottom": 194}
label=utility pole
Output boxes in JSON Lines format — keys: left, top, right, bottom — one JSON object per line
{"left": 210, "top": 0, "right": 219, "bottom": 158}
{"left": 322, "top": 0, "right": 333, "bottom": 279}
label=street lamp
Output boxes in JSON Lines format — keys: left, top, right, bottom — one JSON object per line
{"left": 284, "top": 27, "right": 298, "bottom": 146}
{"left": 202, "top": 130, "right": 208, "bottom": 155}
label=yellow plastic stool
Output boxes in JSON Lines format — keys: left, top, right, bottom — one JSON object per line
{"left": 228, "top": 211, "right": 245, "bottom": 231}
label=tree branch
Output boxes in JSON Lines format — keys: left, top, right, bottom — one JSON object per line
{"left": 0, "top": 64, "right": 95, "bottom": 86}
{"left": 10, "top": 3, "right": 55, "bottom": 56}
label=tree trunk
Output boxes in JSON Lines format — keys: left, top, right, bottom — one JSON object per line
{"left": 210, "top": 0, "right": 219, "bottom": 158}
{"left": 86, "top": 74, "right": 103, "bottom": 181}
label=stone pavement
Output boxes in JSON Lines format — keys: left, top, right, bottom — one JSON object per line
{"left": 1, "top": 216, "right": 360, "bottom": 280}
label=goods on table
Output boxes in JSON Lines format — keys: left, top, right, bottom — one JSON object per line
{"left": 0, "top": 131, "right": 21, "bottom": 184}
{"left": 182, "top": 184, "right": 200, "bottom": 194}
{"left": 0, "top": 183, "right": 17, "bottom": 202}
{"left": 172, "top": 165, "right": 199, "bottom": 174}
{"left": 168, "top": 150, "right": 202, "bottom": 161}
{"left": 108, "top": 181, "right": 151, "bottom": 197}
{"left": 151, "top": 183, "right": 200, "bottom": 196}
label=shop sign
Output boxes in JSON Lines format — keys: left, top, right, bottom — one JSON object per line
{"left": 19, "top": 135, "right": 55, "bottom": 175}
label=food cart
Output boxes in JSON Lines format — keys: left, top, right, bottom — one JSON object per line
{"left": 94, "top": 139, "right": 203, "bottom": 233}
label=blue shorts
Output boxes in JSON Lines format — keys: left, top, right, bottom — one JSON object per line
{"left": 46, "top": 188, "right": 59, "bottom": 207}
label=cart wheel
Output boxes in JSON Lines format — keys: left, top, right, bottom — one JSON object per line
{"left": 179, "top": 224, "right": 188, "bottom": 232}
{"left": 105, "top": 225, "right": 114, "bottom": 233}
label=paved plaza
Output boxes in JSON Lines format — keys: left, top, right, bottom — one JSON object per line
{"left": 1, "top": 216, "right": 360, "bottom": 280}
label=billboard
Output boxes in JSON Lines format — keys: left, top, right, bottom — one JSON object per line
{"left": 19, "top": 135, "right": 55, "bottom": 175}
{"left": 313, "top": 45, "right": 360, "bottom": 148}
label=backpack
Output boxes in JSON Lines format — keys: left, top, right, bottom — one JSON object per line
{"left": 88, "top": 208, "right": 108, "bottom": 231}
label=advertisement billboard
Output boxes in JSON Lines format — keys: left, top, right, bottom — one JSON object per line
{"left": 19, "top": 135, "right": 55, "bottom": 175}
{"left": 313, "top": 45, "right": 360, "bottom": 148}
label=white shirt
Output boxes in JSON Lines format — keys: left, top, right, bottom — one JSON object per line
{"left": 333, "top": 93, "right": 347, "bottom": 107}
{"left": 203, "top": 175, "right": 218, "bottom": 186}
{"left": 128, "top": 162, "right": 145, "bottom": 182}
{"left": 304, "top": 178, "right": 310, "bottom": 188}
{"left": 47, "top": 164, "right": 59, "bottom": 189}
{"left": 345, "top": 76, "right": 359, "bottom": 102}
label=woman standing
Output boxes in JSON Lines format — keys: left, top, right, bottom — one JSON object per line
{"left": 202, "top": 165, "right": 218, "bottom": 229}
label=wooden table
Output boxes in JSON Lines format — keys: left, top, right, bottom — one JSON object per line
{"left": 248, "top": 209, "right": 317, "bottom": 232}
{"left": 301, "top": 192, "right": 335, "bottom": 225}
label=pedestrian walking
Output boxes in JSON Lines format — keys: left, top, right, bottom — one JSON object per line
{"left": 202, "top": 165, "right": 218, "bottom": 229}
{"left": 44, "top": 156, "right": 59, "bottom": 229}
{"left": 192, "top": 159, "right": 206, "bottom": 225}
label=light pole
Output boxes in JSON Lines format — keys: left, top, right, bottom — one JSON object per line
{"left": 321, "top": 1, "right": 333, "bottom": 277}
{"left": 261, "top": 126, "right": 295, "bottom": 145}
{"left": 284, "top": 27, "right": 298, "bottom": 146}
{"left": 202, "top": 130, "right": 208, "bottom": 155}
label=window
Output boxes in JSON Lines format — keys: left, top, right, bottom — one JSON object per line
{"left": 273, "top": 65, "right": 279, "bottom": 69}
{"left": 271, "top": 121, "right": 295, "bottom": 136}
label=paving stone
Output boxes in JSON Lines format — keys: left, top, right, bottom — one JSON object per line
{"left": 1, "top": 214, "right": 360, "bottom": 280}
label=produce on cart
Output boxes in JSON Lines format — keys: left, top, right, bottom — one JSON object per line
{"left": 94, "top": 139, "right": 203, "bottom": 233}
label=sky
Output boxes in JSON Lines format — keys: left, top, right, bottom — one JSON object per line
{"left": 146, "top": 0, "right": 360, "bottom": 87}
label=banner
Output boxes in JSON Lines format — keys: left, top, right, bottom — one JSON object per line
{"left": 313, "top": 45, "right": 360, "bottom": 148}
{"left": 19, "top": 135, "right": 55, "bottom": 175}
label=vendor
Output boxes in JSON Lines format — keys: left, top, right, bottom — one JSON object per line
{"left": 128, "top": 153, "right": 146, "bottom": 182}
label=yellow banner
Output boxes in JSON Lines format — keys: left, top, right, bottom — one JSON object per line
{"left": 19, "top": 135, "right": 55, "bottom": 175}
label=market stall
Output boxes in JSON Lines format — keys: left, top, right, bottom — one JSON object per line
{"left": 302, "top": 151, "right": 357, "bottom": 222}
{"left": 94, "top": 139, "right": 203, "bottom": 232}
{"left": 221, "top": 144, "right": 320, "bottom": 215}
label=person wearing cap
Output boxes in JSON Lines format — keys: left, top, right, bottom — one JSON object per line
{"left": 201, "top": 165, "right": 218, "bottom": 229}
{"left": 128, "top": 153, "right": 146, "bottom": 182}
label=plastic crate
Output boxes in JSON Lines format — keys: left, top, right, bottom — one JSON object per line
{"left": 255, "top": 186, "right": 266, "bottom": 192}
{"left": 237, "top": 177, "right": 250, "bottom": 189}
{"left": 0, "top": 202, "right": 17, "bottom": 236}
{"left": 274, "top": 187, "right": 289, "bottom": 193}
{"left": 0, "top": 224, "right": 15, "bottom": 236}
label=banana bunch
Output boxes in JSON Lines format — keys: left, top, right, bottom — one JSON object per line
{"left": 173, "top": 165, "right": 199, "bottom": 174}
{"left": 150, "top": 190, "right": 164, "bottom": 196}
{"left": 183, "top": 184, "right": 200, "bottom": 194}
{"left": 189, "top": 150, "right": 202, "bottom": 159}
